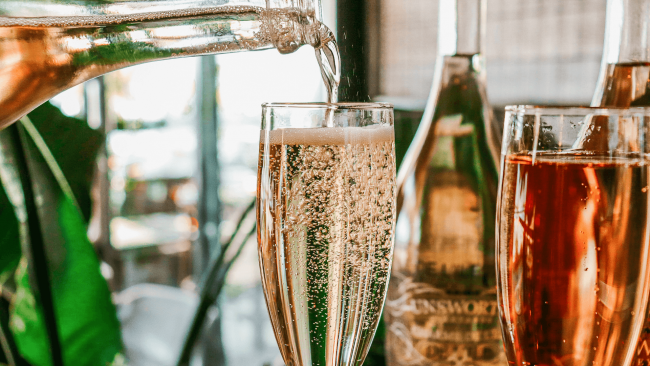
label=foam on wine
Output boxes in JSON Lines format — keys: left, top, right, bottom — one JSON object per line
{"left": 266, "top": 125, "right": 394, "bottom": 146}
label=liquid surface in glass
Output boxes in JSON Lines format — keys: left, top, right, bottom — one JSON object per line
{"left": 498, "top": 153, "right": 649, "bottom": 366}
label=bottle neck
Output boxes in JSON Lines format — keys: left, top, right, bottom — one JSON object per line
{"left": 602, "top": 0, "right": 650, "bottom": 64}
{"left": 438, "top": 0, "right": 485, "bottom": 56}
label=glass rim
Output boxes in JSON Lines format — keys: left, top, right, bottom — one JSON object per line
{"left": 505, "top": 105, "right": 650, "bottom": 115}
{"left": 262, "top": 102, "right": 393, "bottom": 110}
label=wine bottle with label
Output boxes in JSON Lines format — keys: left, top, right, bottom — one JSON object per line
{"left": 383, "top": 0, "right": 505, "bottom": 365}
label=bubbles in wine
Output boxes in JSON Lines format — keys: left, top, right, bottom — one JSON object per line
{"left": 258, "top": 126, "right": 396, "bottom": 365}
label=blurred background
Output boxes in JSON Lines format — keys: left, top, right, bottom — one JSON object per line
{"left": 45, "top": 0, "right": 605, "bottom": 364}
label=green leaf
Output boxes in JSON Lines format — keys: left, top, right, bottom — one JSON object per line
{"left": 0, "top": 109, "right": 122, "bottom": 365}
{"left": 23, "top": 103, "right": 102, "bottom": 223}
{"left": 0, "top": 171, "right": 20, "bottom": 286}
{"left": 1, "top": 297, "right": 24, "bottom": 366}
{"left": 0, "top": 103, "right": 95, "bottom": 288}
{"left": 11, "top": 203, "right": 122, "bottom": 366}
{"left": 0, "top": 124, "right": 64, "bottom": 366}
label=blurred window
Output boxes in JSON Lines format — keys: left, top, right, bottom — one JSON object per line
{"left": 376, "top": 0, "right": 606, "bottom": 105}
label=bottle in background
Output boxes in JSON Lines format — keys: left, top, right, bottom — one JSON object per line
{"left": 384, "top": 0, "right": 504, "bottom": 364}
{"left": 592, "top": 0, "right": 650, "bottom": 108}
{"left": 591, "top": 0, "right": 650, "bottom": 364}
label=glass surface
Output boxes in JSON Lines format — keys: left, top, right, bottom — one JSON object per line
{"left": 0, "top": 0, "right": 339, "bottom": 129}
{"left": 257, "top": 103, "right": 397, "bottom": 366}
{"left": 497, "top": 106, "right": 650, "bottom": 366}
{"left": 0, "top": 0, "right": 320, "bottom": 18}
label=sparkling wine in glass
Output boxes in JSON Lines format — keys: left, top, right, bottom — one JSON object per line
{"left": 257, "top": 103, "right": 397, "bottom": 366}
{"left": 497, "top": 106, "right": 650, "bottom": 366}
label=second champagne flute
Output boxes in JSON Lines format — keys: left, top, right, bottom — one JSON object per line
{"left": 497, "top": 106, "right": 650, "bottom": 366}
{"left": 257, "top": 103, "right": 397, "bottom": 366}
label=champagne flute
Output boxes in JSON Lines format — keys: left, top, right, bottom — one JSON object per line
{"left": 257, "top": 103, "right": 396, "bottom": 366}
{"left": 496, "top": 106, "right": 650, "bottom": 366}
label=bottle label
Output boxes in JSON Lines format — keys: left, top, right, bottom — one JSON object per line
{"left": 385, "top": 279, "right": 505, "bottom": 366}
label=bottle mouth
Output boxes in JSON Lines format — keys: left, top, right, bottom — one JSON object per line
{"left": 505, "top": 105, "right": 650, "bottom": 116}
{"left": 262, "top": 102, "right": 393, "bottom": 110}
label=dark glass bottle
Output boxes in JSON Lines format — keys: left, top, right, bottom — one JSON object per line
{"left": 384, "top": 0, "right": 504, "bottom": 364}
